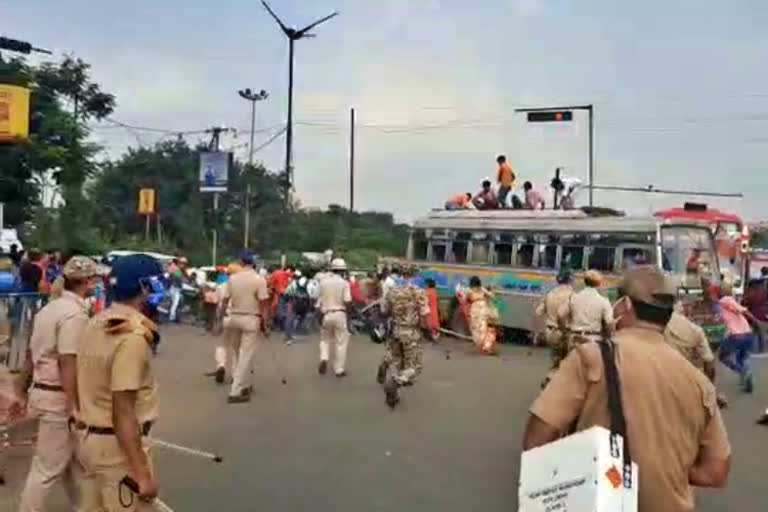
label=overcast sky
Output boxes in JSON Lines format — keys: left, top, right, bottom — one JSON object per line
{"left": 6, "top": 0, "right": 768, "bottom": 222}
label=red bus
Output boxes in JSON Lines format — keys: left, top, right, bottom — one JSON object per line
{"left": 655, "top": 203, "right": 748, "bottom": 295}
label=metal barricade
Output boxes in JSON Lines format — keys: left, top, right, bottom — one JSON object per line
{"left": 0, "top": 292, "right": 46, "bottom": 372}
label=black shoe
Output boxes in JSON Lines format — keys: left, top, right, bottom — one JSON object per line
{"left": 215, "top": 367, "right": 225, "bottom": 384}
{"left": 336, "top": 371, "right": 347, "bottom": 378}
{"left": 384, "top": 377, "right": 400, "bottom": 409}
{"left": 376, "top": 362, "right": 388, "bottom": 384}
{"left": 244, "top": 385, "right": 253, "bottom": 396}
{"left": 227, "top": 394, "right": 251, "bottom": 404}
{"left": 318, "top": 360, "right": 328, "bottom": 375}
{"left": 757, "top": 414, "right": 768, "bottom": 426}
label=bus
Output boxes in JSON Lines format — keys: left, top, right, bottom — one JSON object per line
{"left": 655, "top": 203, "right": 748, "bottom": 295}
{"left": 384, "top": 208, "right": 725, "bottom": 343}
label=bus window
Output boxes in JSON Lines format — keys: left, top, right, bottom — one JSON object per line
{"left": 495, "top": 234, "right": 514, "bottom": 265}
{"left": 430, "top": 243, "right": 447, "bottom": 262}
{"left": 536, "top": 235, "right": 557, "bottom": 269}
{"left": 620, "top": 246, "right": 653, "bottom": 269}
{"left": 560, "top": 234, "right": 586, "bottom": 271}
{"left": 470, "top": 234, "right": 491, "bottom": 264}
{"left": 412, "top": 230, "right": 428, "bottom": 261}
{"left": 515, "top": 235, "right": 535, "bottom": 267}
{"left": 587, "top": 247, "right": 616, "bottom": 272}
{"left": 661, "top": 226, "right": 718, "bottom": 286}
{"left": 451, "top": 232, "right": 471, "bottom": 264}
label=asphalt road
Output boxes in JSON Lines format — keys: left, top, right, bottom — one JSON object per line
{"left": 2, "top": 324, "right": 767, "bottom": 511}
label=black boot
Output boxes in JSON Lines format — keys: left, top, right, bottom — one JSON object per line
{"left": 376, "top": 362, "right": 388, "bottom": 384}
{"left": 384, "top": 377, "right": 400, "bottom": 409}
{"left": 318, "top": 360, "right": 328, "bottom": 375}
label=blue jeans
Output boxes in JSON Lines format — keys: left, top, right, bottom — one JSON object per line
{"left": 169, "top": 286, "right": 182, "bottom": 322}
{"left": 719, "top": 333, "right": 755, "bottom": 380}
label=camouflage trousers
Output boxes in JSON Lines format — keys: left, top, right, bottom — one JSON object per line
{"left": 382, "top": 326, "right": 423, "bottom": 385}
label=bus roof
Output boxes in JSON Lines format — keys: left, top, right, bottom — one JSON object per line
{"left": 413, "top": 209, "right": 669, "bottom": 233}
{"left": 655, "top": 206, "right": 742, "bottom": 225}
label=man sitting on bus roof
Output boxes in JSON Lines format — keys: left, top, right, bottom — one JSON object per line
{"left": 523, "top": 181, "right": 546, "bottom": 210}
{"left": 445, "top": 192, "right": 472, "bottom": 210}
{"left": 472, "top": 180, "right": 500, "bottom": 210}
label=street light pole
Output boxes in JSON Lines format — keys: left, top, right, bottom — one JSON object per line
{"left": 238, "top": 88, "right": 269, "bottom": 249}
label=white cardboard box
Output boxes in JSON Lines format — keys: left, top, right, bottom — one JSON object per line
{"left": 519, "top": 426, "right": 638, "bottom": 512}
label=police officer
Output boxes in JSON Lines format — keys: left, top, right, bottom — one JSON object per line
{"left": 535, "top": 270, "right": 574, "bottom": 370}
{"left": 379, "top": 266, "right": 429, "bottom": 408}
{"left": 19, "top": 256, "right": 106, "bottom": 512}
{"left": 317, "top": 258, "right": 352, "bottom": 376}
{"left": 523, "top": 266, "right": 731, "bottom": 512}
{"left": 557, "top": 269, "right": 614, "bottom": 343}
{"left": 220, "top": 251, "right": 270, "bottom": 403}
{"left": 76, "top": 254, "right": 163, "bottom": 510}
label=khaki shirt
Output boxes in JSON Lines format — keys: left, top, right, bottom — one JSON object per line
{"left": 558, "top": 286, "right": 613, "bottom": 333}
{"left": 536, "top": 284, "right": 573, "bottom": 328}
{"left": 317, "top": 273, "right": 351, "bottom": 314}
{"left": 664, "top": 312, "right": 715, "bottom": 372}
{"left": 77, "top": 304, "right": 159, "bottom": 427}
{"left": 30, "top": 290, "right": 88, "bottom": 388}
{"left": 530, "top": 326, "right": 731, "bottom": 512}
{"left": 223, "top": 268, "right": 269, "bottom": 315}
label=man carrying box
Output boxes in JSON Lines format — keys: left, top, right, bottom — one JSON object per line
{"left": 522, "top": 266, "right": 731, "bottom": 512}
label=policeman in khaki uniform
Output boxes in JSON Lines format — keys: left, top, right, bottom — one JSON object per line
{"left": 317, "top": 258, "right": 352, "bottom": 377}
{"left": 557, "top": 269, "right": 614, "bottom": 343}
{"left": 378, "top": 266, "right": 429, "bottom": 409}
{"left": 524, "top": 266, "right": 731, "bottom": 512}
{"left": 76, "top": 254, "right": 163, "bottom": 510}
{"left": 19, "top": 256, "right": 107, "bottom": 512}
{"left": 220, "top": 251, "right": 270, "bottom": 403}
{"left": 535, "top": 270, "right": 574, "bottom": 369}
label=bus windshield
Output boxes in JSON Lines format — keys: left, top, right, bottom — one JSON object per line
{"left": 661, "top": 225, "right": 719, "bottom": 288}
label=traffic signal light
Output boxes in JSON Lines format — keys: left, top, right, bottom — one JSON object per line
{"left": 0, "top": 37, "right": 32, "bottom": 54}
{"left": 527, "top": 111, "right": 573, "bottom": 122}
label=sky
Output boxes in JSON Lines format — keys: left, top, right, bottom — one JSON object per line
{"left": 6, "top": 0, "right": 768, "bottom": 222}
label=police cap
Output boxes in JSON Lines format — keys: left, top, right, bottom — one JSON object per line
{"left": 109, "top": 254, "right": 163, "bottom": 301}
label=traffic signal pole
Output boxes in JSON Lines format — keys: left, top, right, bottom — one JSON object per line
{"left": 515, "top": 104, "right": 594, "bottom": 206}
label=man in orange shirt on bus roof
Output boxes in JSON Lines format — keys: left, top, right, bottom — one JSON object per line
{"left": 444, "top": 193, "right": 472, "bottom": 210}
{"left": 496, "top": 155, "right": 515, "bottom": 208}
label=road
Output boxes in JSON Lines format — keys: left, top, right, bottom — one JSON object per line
{"left": 2, "top": 324, "right": 766, "bottom": 511}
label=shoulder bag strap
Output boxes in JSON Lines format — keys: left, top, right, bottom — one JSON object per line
{"left": 598, "top": 337, "right": 633, "bottom": 489}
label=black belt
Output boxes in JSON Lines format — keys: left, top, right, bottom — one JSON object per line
{"left": 230, "top": 312, "right": 262, "bottom": 317}
{"left": 569, "top": 329, "right": 602, "bottom": 336}
{"left": 324, "top": 309, "right": 346, "bottom": 313}
{"left": 76, "top": 421, "right": 153, "bottom": 436}
{"left": 32, "top": 382, "right": 64, "bottom": 392}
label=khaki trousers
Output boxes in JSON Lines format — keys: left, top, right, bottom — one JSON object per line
{"left": 223, "top": 314, "right": 264, "bottom": 397}
{"left": 78, "top": 433, "right": 153, "bottom": 512}
{"left": 320, "top": 311, "right": 349, "bottom": 374}
{"left": 19, "top": 390, "right": 82, "bottom": 512}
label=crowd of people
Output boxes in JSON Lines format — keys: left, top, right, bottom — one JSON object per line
{"left": 7, "top": 243, "right": 767, "bottom": 511}
{"left": 443, "top": 155, "right": 582, "bottom": 211}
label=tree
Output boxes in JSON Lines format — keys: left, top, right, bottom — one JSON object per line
{"left": 0, "top": 54, "right": 114, "bottom": 249}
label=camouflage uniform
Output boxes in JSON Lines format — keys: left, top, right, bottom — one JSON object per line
{"left": 381, "top": 283, "right": 429, "bottom": 385}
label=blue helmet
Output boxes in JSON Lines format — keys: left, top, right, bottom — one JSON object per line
{"left": 109, "top": 254, "right": 163, "bottom": 301}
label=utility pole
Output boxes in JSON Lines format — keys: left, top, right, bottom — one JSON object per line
{"left": 349, "top": 107, "right": 355, "bottom": 211}
{"left": 238, "top": 88, "right": 269, "bottom": 248}
{"left": 515, "top": 104, "right": 595, "bottom": 206}
{"left": 262, "top": 1, "right": 339, "bottom": 202}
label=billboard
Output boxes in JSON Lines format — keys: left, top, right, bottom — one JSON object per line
{"left": 0, "top": 84, "right": 30, "bottom": 143}
{"left": 199, "top": 151, "right": 230, "bottom": 192}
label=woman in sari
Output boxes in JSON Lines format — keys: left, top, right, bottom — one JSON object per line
{"left": 466, "top": 276, "right": 497, "bottom": 354}
{"left": 425, "top": 279, "right": 440, "bottom": 340}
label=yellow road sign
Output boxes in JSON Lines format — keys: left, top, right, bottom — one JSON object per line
{"left": 138, "top": 188, "right": 156, "bottom": 214}
{"left": 0, "top": 84, "right": 30, "bottom": 143}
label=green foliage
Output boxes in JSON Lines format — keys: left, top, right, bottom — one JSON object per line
{"left": 86, "top": 141, "right": 407, "bottom": 266}
{"left": 0, "top": 54, "right": 114, "bottom": 238}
